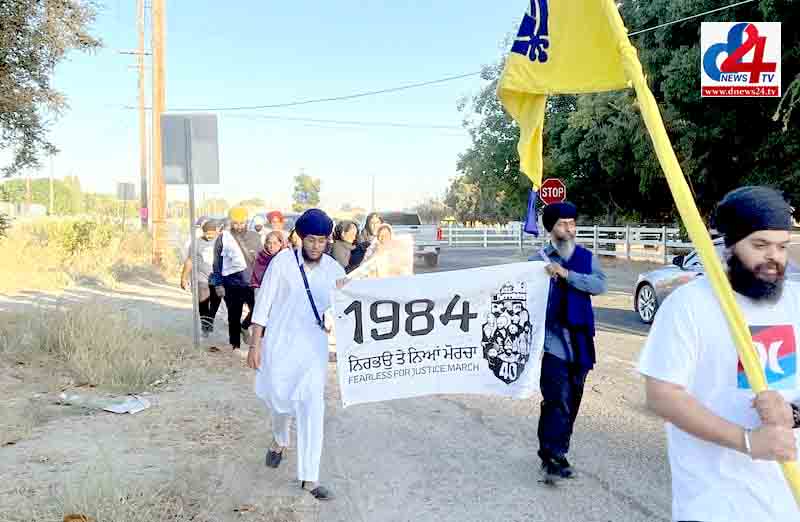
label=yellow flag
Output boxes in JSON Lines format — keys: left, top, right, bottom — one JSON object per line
{"left": 498, "top": 0, "right": 629, "bottom": 189}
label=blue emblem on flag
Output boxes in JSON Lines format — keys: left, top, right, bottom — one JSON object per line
{"left": 511, "top": 0, "right": 550, "bottom": 63}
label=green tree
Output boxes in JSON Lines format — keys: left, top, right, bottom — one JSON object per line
{"left": 292, "top": 172, "right": 321, "bottom": 212}
{"left": 458, "top": 0, "right": 800, "bottom": 224}
{"left": 237, "top": 198, "right": 266, "bottom": 208}
{"left": 1, "top": 1, "right": 101, "bottom": 176}
{"left": 415, "top": 198, "right": 451, "bottom": 224}
{"left": 0, "top": 178, "right": 81, "bottom": 214}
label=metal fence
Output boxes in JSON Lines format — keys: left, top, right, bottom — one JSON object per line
{"left": 441, "top": 224, "right": 692, "bottom": 264}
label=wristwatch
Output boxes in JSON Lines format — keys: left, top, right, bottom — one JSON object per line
{"left": 791, "top": 403, "right": 800, "bottom": 429}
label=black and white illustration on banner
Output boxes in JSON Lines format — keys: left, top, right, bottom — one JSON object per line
{"left": 481, "top": 282, "right": 533, "bottom": 384}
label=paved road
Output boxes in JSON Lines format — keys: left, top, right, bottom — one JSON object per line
{"left": 318, "top": 247, "right": 670, "bottom": 522}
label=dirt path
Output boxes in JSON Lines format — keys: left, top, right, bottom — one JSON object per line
{"left": 0, "top": 272, "right": 671, "bottom": 522}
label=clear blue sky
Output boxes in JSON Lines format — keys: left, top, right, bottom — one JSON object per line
{"left": 47, "top": 1, "right": 527, "bottom": 212}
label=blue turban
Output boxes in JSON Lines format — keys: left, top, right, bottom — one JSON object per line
{"left": 295, "top": 209, "right": 334, "bottom": 238}
{"left": 542, "top": 202, "right": 577, "bottom": 232}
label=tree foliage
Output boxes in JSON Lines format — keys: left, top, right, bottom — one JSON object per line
{"left": 292, "top": 172, "right": 321, "bottom": 212}
{"left": 415, "top": 198, "right": 451, "bottom": 224}
{"left": 450, "top": 0, "right": 799, "bottom": 225}
{"left": 0, "top": 0, "right": 100, "bottom": 176}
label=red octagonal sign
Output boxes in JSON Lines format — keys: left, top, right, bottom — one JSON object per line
{"left": 540, "top": 178, "right": 567, "bottom": 206}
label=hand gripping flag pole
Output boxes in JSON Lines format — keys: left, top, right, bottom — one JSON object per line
{"left": 498, "top": 0, "right": 800, "bottom": 506}
{"left": 599, "top": 0, "right": 800, "bottom": 505}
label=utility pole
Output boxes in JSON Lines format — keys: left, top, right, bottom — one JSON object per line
{"left": 137, "top": 0, "right": 148, "bottom": 230}
{"left": 151, "top": 0, "right": 166, "bottom": 264}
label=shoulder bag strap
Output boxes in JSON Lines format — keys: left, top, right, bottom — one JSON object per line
{"left": 295, "top": 249, "right": 325, "bottom": 330}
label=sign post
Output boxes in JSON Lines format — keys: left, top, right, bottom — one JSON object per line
{"left": 116, "top": 182, "right": 137, "bottom": 233}
{"left": 540, "top": 178, "right": 567, "bottom": 206}
{"left": 161, "top": 113, "right": 220, "bottom": 350}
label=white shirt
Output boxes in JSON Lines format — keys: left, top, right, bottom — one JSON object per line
{"left": 220, "top": 231, "right": 248, "bottom": 277}
{"left": 639, "top": 277, "right": 800, "bottom": 522}
{"left": 252, "top": 248, "right": 345, "bottom": 412}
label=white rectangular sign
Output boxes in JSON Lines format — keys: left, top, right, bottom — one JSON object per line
{"left": 334, "top": 262, "right": 550, "bottom": 407}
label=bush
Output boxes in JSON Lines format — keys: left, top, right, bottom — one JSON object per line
{"left": 0, "top": 218, "right": 181, "bottom": 293}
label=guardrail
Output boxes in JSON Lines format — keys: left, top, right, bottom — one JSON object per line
{"left": 440, "top": 224, "right": 694, "bottom": 264}
{"left": 441, "top": 225, "right": 800, "bottom": 264}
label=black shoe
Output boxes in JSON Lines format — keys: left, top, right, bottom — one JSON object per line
{"left": 265, "top": 449, "right": 283, "bottom": 468}
{"left": 301, "top": 481, "right": 334, "bottom": 501}
{"left": 540, "top": 457, "right": 563, "bottom": 484}
{"left": 552, "top": 456, "right": 574, "bottom": 479}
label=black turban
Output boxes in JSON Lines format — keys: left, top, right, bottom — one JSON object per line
{"left": 715, "top": 186, "right": 793, "bottom": 247}
{"left": 542, "top": 202, "right": 577, "bottom": 232}
{"left": 295, "top": 208, "right": 334, "bottom": 238}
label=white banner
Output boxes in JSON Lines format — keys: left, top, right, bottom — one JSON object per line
{"left": 334, "top": 262, "right": 550, "bottom": 407}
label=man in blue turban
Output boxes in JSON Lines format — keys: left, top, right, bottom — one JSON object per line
{"left": 246, "top": 209, "right": 344, "bottom": 501}
{"left": 529, "top": 201, "right": 607, "bottom": 484}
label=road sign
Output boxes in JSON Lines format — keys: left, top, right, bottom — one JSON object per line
{"left": 116, "top": 182, "right": 137, "bottom": 201}
{"left": 161, "top": 113, "right": 220, "bottom": 185}
{"left": 540, "top": 178, "right": 566, "bottom": 205}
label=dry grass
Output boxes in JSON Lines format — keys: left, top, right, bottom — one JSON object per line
{"left": 5, "top": 457, "right": 317, "bottom": 522}
{"left": 0, "top": 218, "right": 181, "bottom": 294}
{"left": 1, "top": 302, "right": 185, "bottom": 393}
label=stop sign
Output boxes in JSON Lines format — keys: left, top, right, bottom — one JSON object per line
{"left": 540, "top": 178, "right": 566, "bottom": 205}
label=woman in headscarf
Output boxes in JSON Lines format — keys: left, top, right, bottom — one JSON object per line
{"left": 357, "top": 212, "right": 383, "bottom": 244}
{"left": 330, "top": 220, "right": 359, "bottom": 271}
{"left": 250, "top": 230, "right": 287, "bottom": 289}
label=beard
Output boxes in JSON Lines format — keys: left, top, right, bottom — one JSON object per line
{"left": 727, "top": 253, "right": 785, "bottom": 303}
{"left": 551, "top": 235, "right": 576, "bottom": 260}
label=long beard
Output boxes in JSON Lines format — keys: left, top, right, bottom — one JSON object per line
{"left": 727, "top": 253, "right": 785, "bottom": 303}
{"left": 552, "top": 237, "right": 576, "bottom": 260}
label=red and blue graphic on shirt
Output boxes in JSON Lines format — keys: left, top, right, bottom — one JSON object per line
{"left": 737, "top": 325, "right": 797, "bottom": 390}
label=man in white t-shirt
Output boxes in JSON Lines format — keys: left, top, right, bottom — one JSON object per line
{"left": 639, "top": 186, "right": 800, "bottom": 522}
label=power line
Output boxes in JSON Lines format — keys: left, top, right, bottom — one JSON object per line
{"left": 147, "top": 0, "right": 753, "bottom": 113}
{"left": 629, "top": 0, "right": 757, "bottom": 36}
{"left": 225, "top": 113, "right": 464, "bottom": 130}
{"left": 167, "top": 72, "right": 482, "bottom": 112}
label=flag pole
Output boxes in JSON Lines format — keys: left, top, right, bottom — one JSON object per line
{"left": 599, "top": 0, "right": 800, "bottom": 505}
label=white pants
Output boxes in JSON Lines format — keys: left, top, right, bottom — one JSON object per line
{"left": 270, "top": 394, "right": 325, "bottom": 482}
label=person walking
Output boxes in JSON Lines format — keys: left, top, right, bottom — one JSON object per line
{"left": 267, "top": 210, "right": 286, "bottom": 236}
{"left": 247, "top": 209, "right": 345, "bottom": 501}
{"left": 358, "top": 212, "right": 382, "bottom": 244}
{"left": 210, "top": 206, "right": 263, "bottom": 354}
{"left": 180, "top": 219, "right": 221, "bottom": 337}
{"left": 528, "top": 202, "right": 607, "bottom": 483}
{"left": 330, "top": 220, "right": 359, "bottom": 271}
{"left": 251, "top": 230, "right": 287, "bottom": 290}
{"left": 252, "top": 215, "right": 268, "bottom": 244}
{"left": 639, "top": 186, "right": 800, "bottom": 522}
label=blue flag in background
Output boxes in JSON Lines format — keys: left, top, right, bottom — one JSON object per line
{"left": 524, "top": 189, "right": 539, "bottom": 236}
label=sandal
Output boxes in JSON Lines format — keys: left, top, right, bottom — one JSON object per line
{"left": 301, "top": 481, "right": 334, "bottom": 501}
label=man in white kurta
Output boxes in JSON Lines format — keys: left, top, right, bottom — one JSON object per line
{"left": 247, "top": 208, "right": 344, "bottom": 501}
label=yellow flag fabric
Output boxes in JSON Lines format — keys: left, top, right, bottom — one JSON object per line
{"left": 497, "top": 0, "right": 629, "bottom": 189}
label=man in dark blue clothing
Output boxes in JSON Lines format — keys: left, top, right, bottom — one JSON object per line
{"left": 529, "top": 202, "right": 607, "bottom": 483}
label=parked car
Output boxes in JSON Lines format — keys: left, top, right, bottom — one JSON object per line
{"left": 634, "top": 238, "right": 726, "bottom": 324}
{"left": 634, "top": 237, "right": 799, "bottom": 323}
{"left": 372, "top": 211, "right": 444, "bottom": 267}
